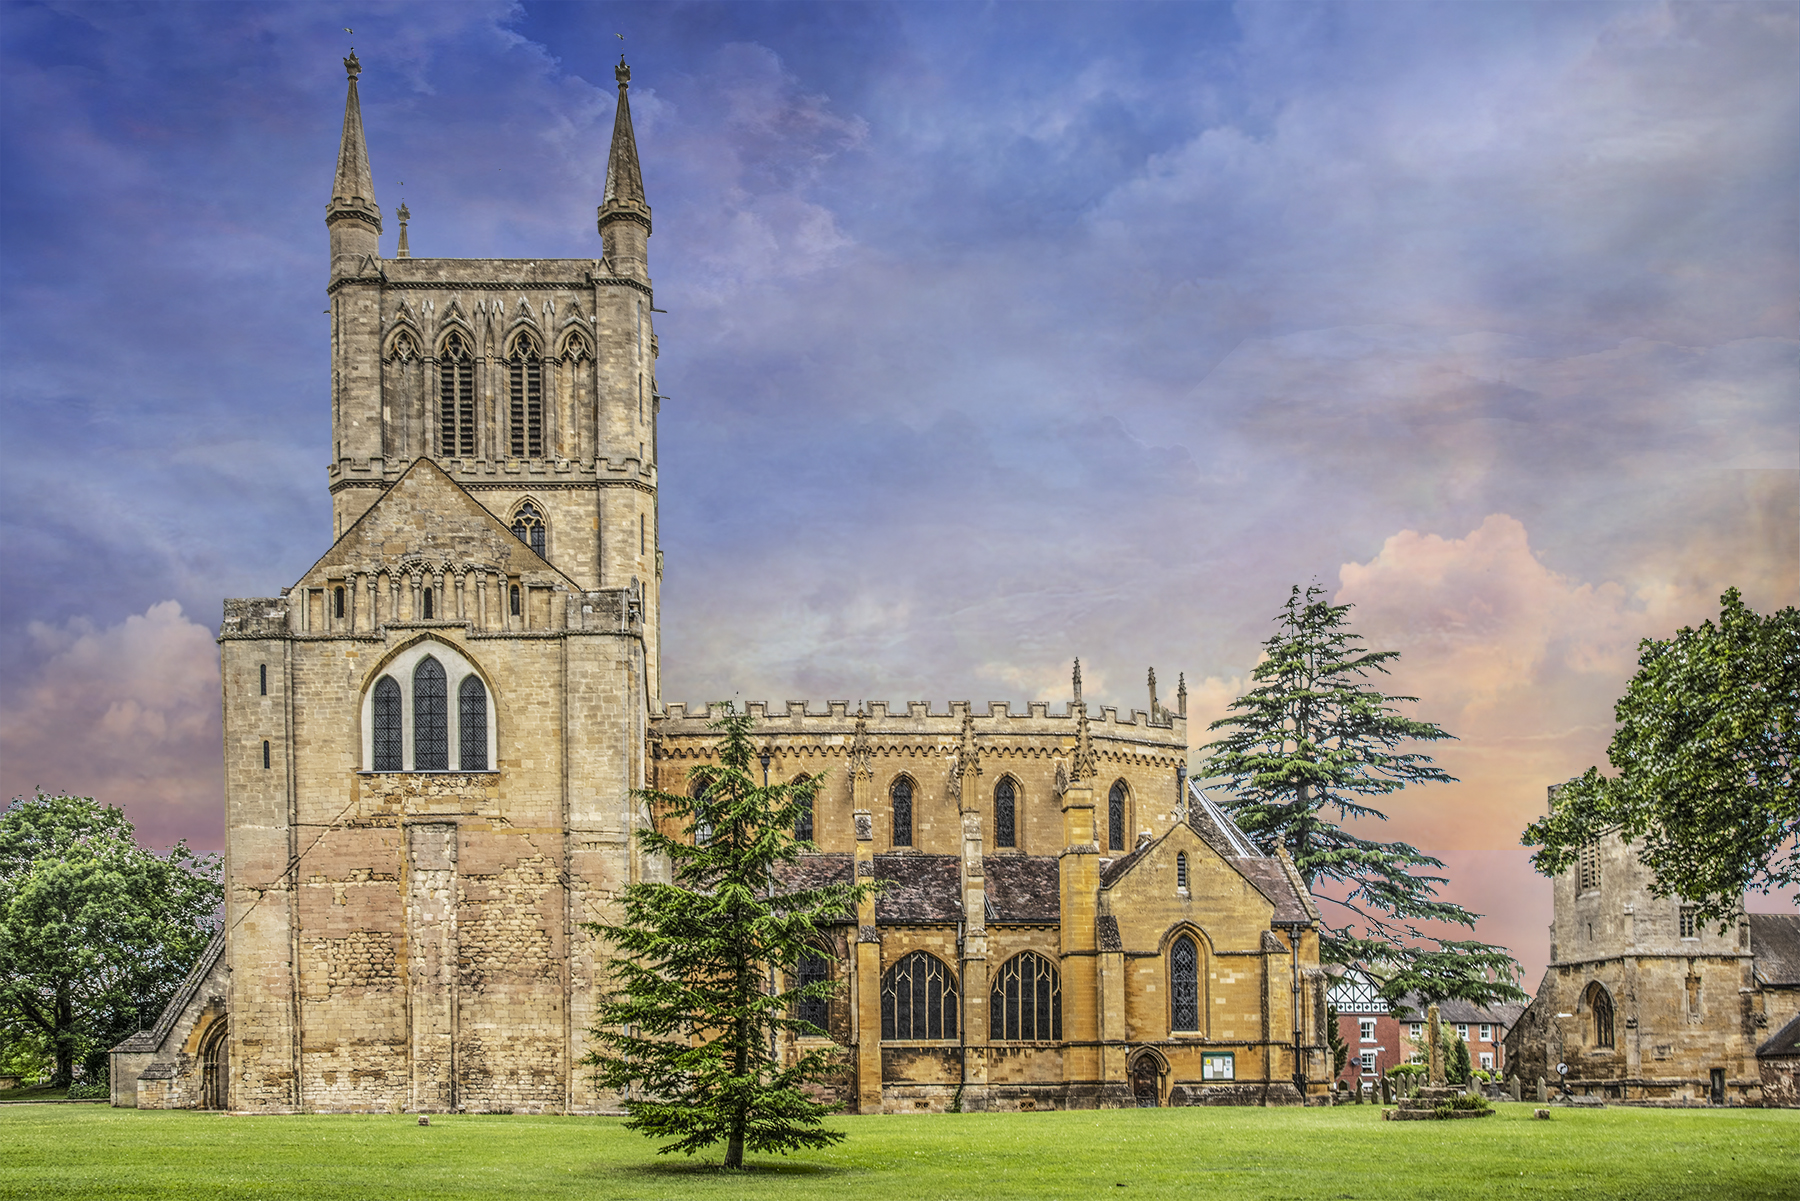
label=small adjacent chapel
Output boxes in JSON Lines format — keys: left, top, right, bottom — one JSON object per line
{"left": 111, "top": 54, "right": 1328, "bottom": 1114}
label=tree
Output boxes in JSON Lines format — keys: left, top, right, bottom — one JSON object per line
{"left": 0, "top": 792, "right": 221, "bottom": 1086}
{"left": 583, "top": 710, "right": 875, "bottom": 1169}
{"left": 1326, "top": 1003, "right": 1349, "bottom": 1081}
{"left": 1524, "top": 589, "right": 1798, "bottom": 926}
{"left": 1198, "top": 584, "right": 1524, "bottom": 1006}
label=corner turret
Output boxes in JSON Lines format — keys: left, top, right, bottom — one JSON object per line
{"left": 597, "top": 57, "right": 651, "bottom": 281}
{"left": 327, "top": 51, "right": 382, "bottom": 276}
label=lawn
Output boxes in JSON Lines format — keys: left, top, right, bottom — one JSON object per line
{"left": 1, "top": 1102, "right": 1794, "bottom": 1201}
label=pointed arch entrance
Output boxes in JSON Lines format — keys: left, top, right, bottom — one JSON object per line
{"left": 199, "top": 1019, "right": 229, "bottom": 1110}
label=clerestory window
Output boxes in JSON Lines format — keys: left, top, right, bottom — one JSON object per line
{"left": 994, "top": 776, "right": 1017, "bottom": 848}
{"left": 1109, "top": 780, "right": 1127, "bottom": 852}
{"left": 792, "top": 773, "right": 814, "bottom": 842}
{"left": 882, "top": 952, "right": 956, "bottom": 1041}
{"left": 891, "top": 776, "right": 913, "bottom": 847}
{"left": 439, "top": 331, "right": 475, "bottom": 458}
{"left": 508, "top": 334, "right": 543, "bottom": 458}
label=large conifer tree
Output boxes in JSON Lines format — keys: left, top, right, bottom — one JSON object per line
{"left": 1198, "top": 584, "right": 1522, "bottom": 1005}
{"left": 584, "top": 710, "right": 873, "bottom": 1169}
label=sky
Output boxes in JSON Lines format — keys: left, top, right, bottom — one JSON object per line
{"left": 1, "top": 1, "right": 1794, "bottom": 987}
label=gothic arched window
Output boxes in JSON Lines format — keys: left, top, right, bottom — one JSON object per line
{"left": 882, "top": 952, "right": 956, "bottom": 1041}
{"left": 1170, "top": 934, "right": 1200, "bottom": 1031}
{"left": 508, "top": 333, "right": 543, "bottom": 458}
{"left": 1109, "top": 780, "right": 1128, "bottom": 852}
{"left": 1588, "top": 983, "right": 1615, "bottom": 1049}
{"left": 891, "top": 776, "right": 913, "bottom": 847}
{"left": 439, "top": 331, "right": 475, "bottom": 458}
{"left": 994, "top": 777, "right": 1017, "bottom": 848}
{"left": 459, "top": 675, "right": 488, "bottom": 771}
{"left": 991, "top": 952, "right": 1061, "bottom": 1041}
{"left": 511, "top": 503, "right": 547, "bottom": 558}
{"left": 792, "top": 773, "right": 814, "bottom": 843}
{"left": 372, "top": 676, "right": 403, "bottom": 771}
{"left": 413, "top": 656, "right": 448, "bottom": 770}
{"left": 690, "top": 777, "right": 713, "bottom": 846}
{"left": 795, "top": 952, "right": 829, "bottom": 1033}
{"left": 1176, "top": 851, "right": 1189, "bottom": 891}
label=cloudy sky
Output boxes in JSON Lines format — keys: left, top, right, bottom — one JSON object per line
{"left": 2, "top": 1, "right": 1794, "bottom": 983}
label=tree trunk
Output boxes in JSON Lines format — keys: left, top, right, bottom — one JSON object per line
{"left": 726, "top": 958, "right": 749, "bottom": 1169}
{"left": 52, "top": 984, "right": 74, "bottom": 1088}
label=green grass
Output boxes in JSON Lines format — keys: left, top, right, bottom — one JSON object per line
{"left": 1, "top": 1103, "right": 1794, "bottom": 1201}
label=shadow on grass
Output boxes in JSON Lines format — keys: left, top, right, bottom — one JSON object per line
{"left": 609, "top": 1157, "right": 851, "bottom": 1179}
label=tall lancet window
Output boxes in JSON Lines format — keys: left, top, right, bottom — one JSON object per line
{"left": 994, "top": 777, "right": 1017, "bottom": 848}
{"left": 458, "top": 675, "right": 488, "bottom": 771}
{"left": 1109, "top": 780, "right": 1128, "bottom": 852}
{"left": 372, "top": 677, "right": 403, "bottom": 771}
{"left": 891, "top": 776, "right": 914, "bottom": 847}
{"left": 509, "top": 333, "right": 544, "bottom": 458}
{"left": 413, "top": 656, "right": 448, "bottom": 770}
{"left": 511, "top": 503, "right": 546, "bottom": 558}
{"left": 439, "top": 331, "right": 475, "bottom": 458}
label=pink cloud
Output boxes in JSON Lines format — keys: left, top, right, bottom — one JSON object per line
{"left": 0, "top": 602, "right": 222, "bottom": 850}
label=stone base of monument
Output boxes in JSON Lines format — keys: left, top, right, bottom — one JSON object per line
{"left": 1382, "top": 1086, "right": 1497, "bottom": 1121}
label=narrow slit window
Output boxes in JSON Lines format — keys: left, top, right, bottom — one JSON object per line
{"left": 458, "top": 675, "right": 488, "bottom": 771}
{"left": 413, "top": 657, "right": 448, "bottom": 770}
{"left": 891, "top": 777, "right": 913, "bottom": 847}
{"left": 439, "top": 331, "right": 476, "bottom": 458}
{"left": 422, "top": 587, "right": 434, "bottom": 620}
{"left": 994, "top": 777, "right": 1016, "bottom": 848}
{"left": 640, "top": 513, "right": 645, "bottom": 555}
{"left": 508, "top": 334, "right": 543, "bottom": 458}
{"left": 262, "top": 740, "right": 271, "bottom": 769}
{"left": 333, "top": 586, "right": 345, "bottom": 619}
{"left": 259, "top": 664, "right": 267, "bottom": 696}
{"left": 372, "top": 676, "right": 402, "bottom": 770}
{"left": 1109, "top": 780, "right": 1127, "bottom": 852}
{"left": 1176, "top": 851, "right": 1189, "bottom": 891}
{"left": 509, "top": 584, "right": 521, "bottom": 617}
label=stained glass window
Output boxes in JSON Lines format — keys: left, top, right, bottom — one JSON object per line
{"left": 882, "top": 952, "right": 956, "bottom": 1040}
{"left": 891, "top": 777, "right": 913, "bottom": 847}
{"left": 458, "top": 675, "right": 488, "bottom": 771}
{"left": 994, "top": 777, "right": 1016, "bottom": 848}
{"left": 1171, "top": 934, "right": 1199, "bottom": 1031}
{"left": 373, "top": 676, "right": 403, "bottom": 771}
{"left": 1109, "top": 780, "right": 1127, "bottom": 852}
{"left": 991, "top": 952, "right": 1061, "bottom": 1041}
{"left": 413, "top": 657, "right": 448, "bottom": 770}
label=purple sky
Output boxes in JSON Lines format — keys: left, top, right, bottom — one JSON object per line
{"left": 2, "top": 1, "right": 1795, "bottom": 985}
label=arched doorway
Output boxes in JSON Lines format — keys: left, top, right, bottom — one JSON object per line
{"left": 199, "top": 1020, "right": 228, "bottom": 1110}
{"left": 1130, "top": 1055, "right": 1162, "bottom": 1107}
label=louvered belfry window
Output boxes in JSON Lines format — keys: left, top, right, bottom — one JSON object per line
{"left": 509, "top": 334, "right": 543, "bottom": 458}
{"left": 439, "top": 331, "right": 475, "bottom": 458}
{"left": 796, "top": 953, "right": 829, "bottom": 1033}
{"left": 372, "top": 676, "right": 403, "bottom": 771}
{"left": 891, "top": 777, "right": 913, "bottom": 847}
{"left": 994, "top": 777, "right": 1017, "bottom": 848}
{"left": 882, "top": 952, "right": 956, "bottom": 1041}
{"left": 458, "top": 675, "right": 488, "bottom": 771}
{"left": 413, "top": 657, "right": 448, "bottom": 770}
{"left": 1109, "top": 780, "right": 1127, "bottom": 852}
{"left": 991, "top": 952, "right": 1062, "bottom": 1041}
{"left": 1170, "top": 934, "right": 1200, "bottom": 1031}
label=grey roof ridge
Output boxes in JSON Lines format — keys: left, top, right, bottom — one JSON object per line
{"left": 1186, "top": 780, "right": 1261, "bottom": 857}
{"left": 109, "top": 928, "right": 225, "bottom": 1055}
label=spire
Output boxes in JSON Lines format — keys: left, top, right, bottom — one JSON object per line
{"left": 328, "top": 52, "right": 381, "bottom": 232}
{"left": 597, "top": 56, "right": 652, "bottom": 277}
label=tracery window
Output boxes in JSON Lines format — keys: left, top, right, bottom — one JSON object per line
{"left": 438, "top": 331, "right": 475, "bottom": 458}
{"left": 1176, "top": 851, "right": 1189, "bottom": 891}
{"left": 1170, "top": 934, "right": 1200, "bottom": 1031}
{"left": 882, "top": 952, "right": 956, "bottom": 1041}
{"left": 458, "top": 676, "right": 488, "bottom": 771}
{"left": 511, "top": 503, "right": 547, "bottom": 558}
{"left": 508, "top": 333, "right": 543, "bottom": 458}
{"left": 1588, "top": 983, "right": 1614, "bottom": 1049}
{"left": 412, "top": 656, "right": 448, "bottom": 770}
{"left": 372, "top": 676, "right": 403, "bottom": 771}
{"left": 991, "top": 952, "right": 1061, "bottom": 1041}
{"left": 795, "top": 952, "right": 829, "bottom": 1033}
{"left": 994, "top": 777, "right": 1017, "bottom": 848}
{"left": 891, "top": 776, "right": 913, "bottom": 847}
{"left": 792, "top": 773, "right": 814, "bottom": 842}
{"left": 1109, "top": 780, "right": 1127, "bottom": 852}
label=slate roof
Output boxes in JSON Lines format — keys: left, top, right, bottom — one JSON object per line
{"left": 1750, "top": 913, "right": 1800, "bottom": 986}
{"left": 1756, "top": 1011, "right": 1800, "bottom": 1059}
{"left": 1389, "top": 993, "right": 1527, "bottom": 1028}
{"left": 983, "top": 856, "right": 1061, "bottom": 923}
{"left": 873, "top": 854, "right": 962, "bottom": 925}
{"left": 1236, "top": 857, "right": 1313, "bottom": 925}
{"left": 771, "top": 853, "right": 855, "bottom": 923}
{"left": 110, "top": 929, "right": 225, "bottom": 1055}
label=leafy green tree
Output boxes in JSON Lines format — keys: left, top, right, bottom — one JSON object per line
{"left": 583, "top": 710, "right": 875, "bottom": 1169}
{"left": 1449, "top": 1032, "right": 1472, "bottom": 1086}
{"left": 0, "top": 792, "right": 221, "bottom": 1086}
{"left": 1525, "top": 589, "right": 1798, "bottom": 926}
{"left": 1199, "top": 584, "right": 1524, "bottom": 1006}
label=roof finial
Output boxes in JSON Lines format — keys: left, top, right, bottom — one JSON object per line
{"left": 1072, "top": 657, "right": 1083, "bottom": 703}
{"left": 616, "top": 54, "right": 631, "bottom": 87}
{"left": 395, "top": 201, "right": 411, "bottom": 258}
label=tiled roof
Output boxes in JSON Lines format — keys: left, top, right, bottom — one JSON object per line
{"left": 1391, "top": 993, "right": 1527, "bottom": 1027}
{"left": 1757, "top": 1011, "right": 1800, "bottom": 1059}
{"left": 984, "top": 856, "right": 1060, "bottom": 923}
{"left": 1235, "top": 858, "right": 1312, "bottom": 924}
{"left": 1750, "top": 913, "right": 1800, "bottom": 986}
{"left": 873, "top": 854, "right": 961, "bottom": 925}
{"left": 771, "top": 852, "right": 855, "bottom": 923}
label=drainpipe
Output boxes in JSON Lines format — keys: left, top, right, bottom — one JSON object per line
{"left": 1281, "top": 923, "right": 1307, "bottom": 1104}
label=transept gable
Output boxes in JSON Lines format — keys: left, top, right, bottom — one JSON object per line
{"left": 1100, "top": 819, "right": 1314, "bottom": 939}
{"left": 294, "top": 458, "right": 570, "bottom": 591}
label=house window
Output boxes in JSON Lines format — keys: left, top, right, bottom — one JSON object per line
{"left": 891, "top": 776, "right": 913, "bottom": 847}
{"left": 413, "top": 656, "right": 449, "bottom": 770}
{"left": 372, "top": 676, "right": 403, "bottom": 770}
{"left": 991, "top": 952, "right": 1062, "bottom": 1042}
{"left": 994, "top": 777, "right": 1017, "bottom": 848}
{"left": 792, "top": 773, "right": 813, "bottom": 842}
{"left": 1479, "top": 1024, "right": 1492, "bottom": 1042}
{"left": 1578, "top": 841, "right": 1601, "bottom": 891}
{"left": 1479, "top": 1052, "right": 1493, "bottom": 1071}
{"left": 1201, "top": 1052, "right": 1234, "bottom": 1080}
{"left": 1108, "top": 780, "right": 1127, "bottom": 852}
{"left": 458, "top": 676, "right": 488, "bottom": 771}
{"left": 259, "top": 664, "right": 267, "bottom": 696}
{"left": 1456, "top": 1024, "right": 1469, "bottom": 1042}
{"left": 1170, "top": 934, "right": 1199, "bottom": 1032}
{"left": 1360, "top": 1051, "right": 1375, "bottom": 1074}
{"left": 1680, "top": 906, "right": 1698, "bottom": 939}
{"left": 882, "top": 952, "right": 956, "bottom": 1041}
{"left": 1176, "top": 851, "right": 1189, "bottom": 891}
{"left": 439, "top": 331, "right": 476, "bottom": 457}
{"left": 1410, "top": 1023, "right": 1423, "bottom": 1040}
{"left": 1359, "top": 1019, "right": 1376, "bottom": 1043}
{"left": 795, "top": 953, "right": 829, "bottom": 1033}
{"left": 508, "top": 333, "right": 543, "bottom": 458}
{"left": 511, "top": 503, "right": 547, "bottom": 558}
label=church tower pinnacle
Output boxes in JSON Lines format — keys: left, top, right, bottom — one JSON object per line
{"left": 597, "top": 57, "right": 651, "bottom": 281}
{"left": 327, "top": 51, "right": 382, "bottom": 275}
